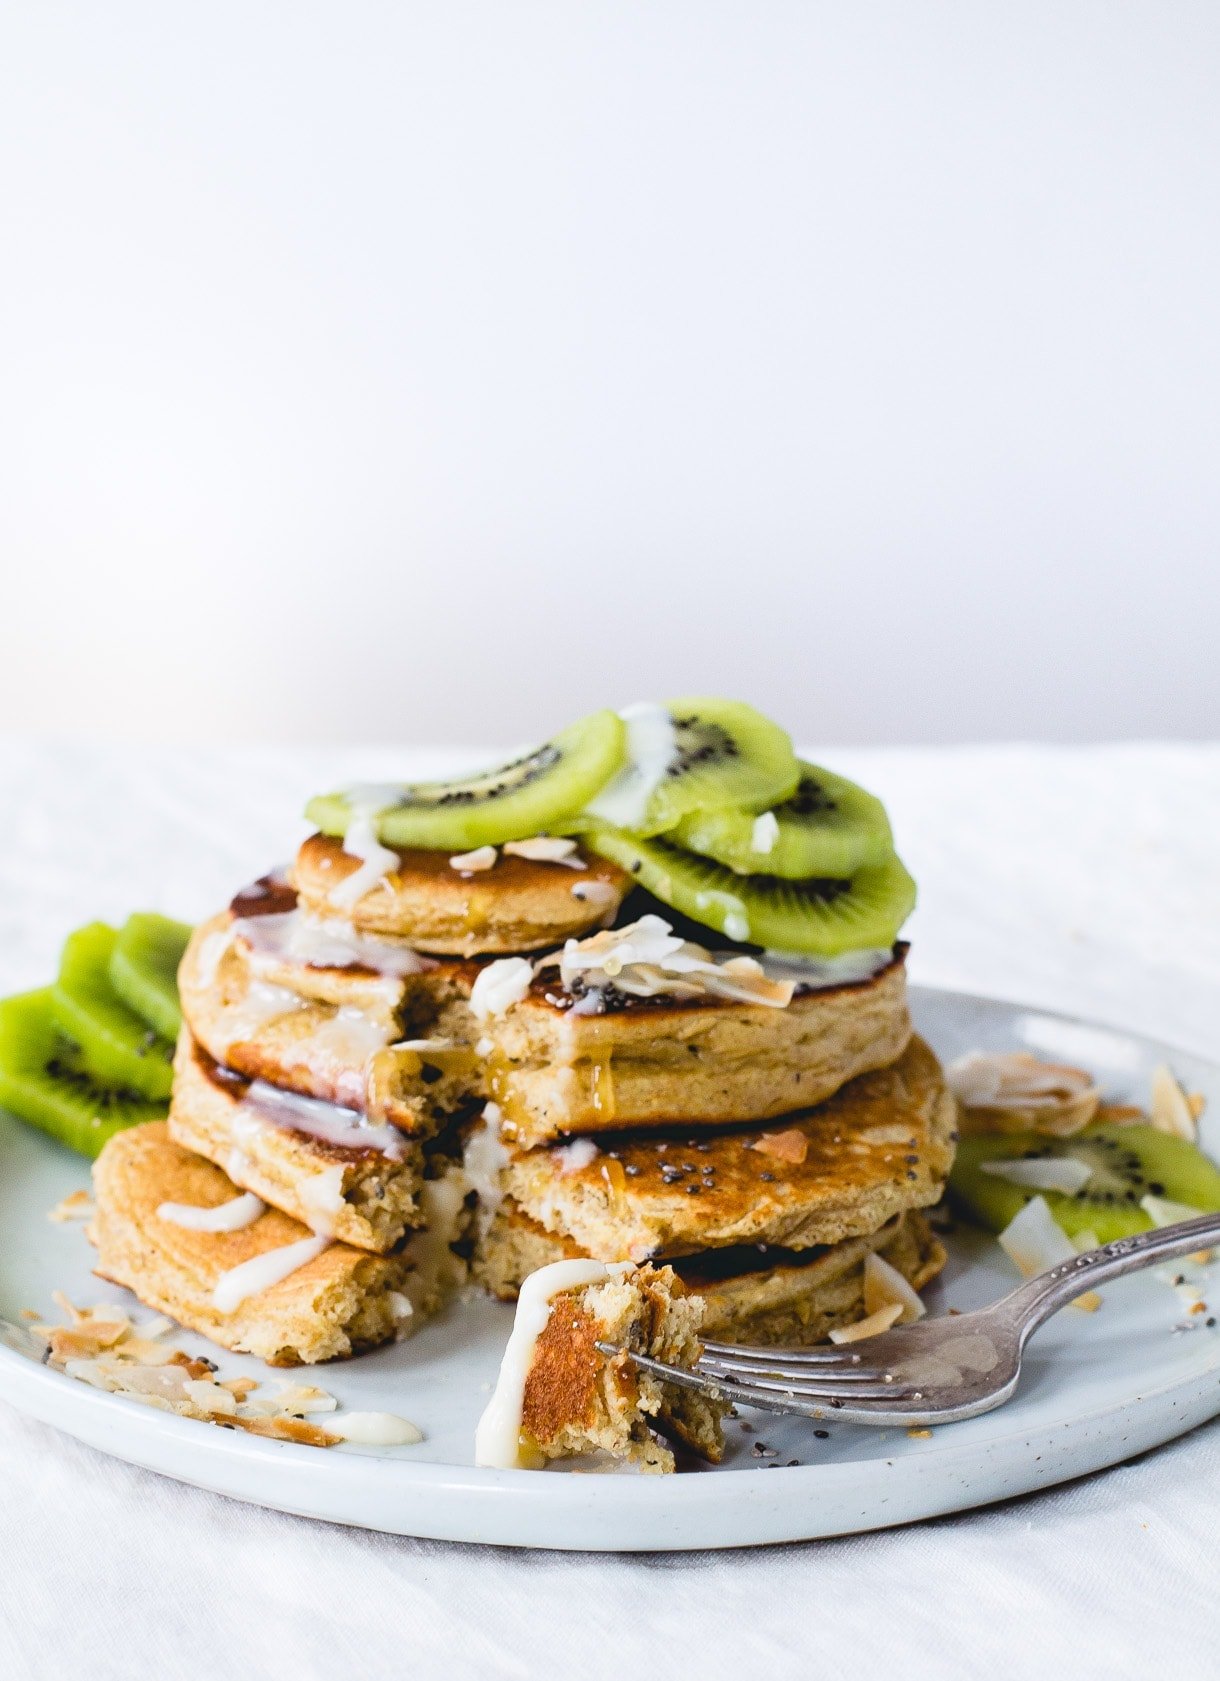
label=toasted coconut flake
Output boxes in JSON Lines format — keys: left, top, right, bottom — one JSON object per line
{"left": 750, "top": 1128, "right": 808, "bottom": 1165}
{"left": 947, "top": 1051, "right": 1100, "bottom": 1137}
{"left": 503, "top": 836, "right": 585, "bottom": 868}
{"left": 185, "top": 1378, "right": 237, "bottom": 1414}
{"left": 828, "top": 1302, "right": 903, "bottom": 1344}
{"left": 246, "top": 1382, "right": 338, "bottom": 1417}
{"left": 907, "top": 1427, "right": 933, "bottom": 1440}
{"left": 34, "top": 1297, "right": 353, "bottom": 1447}
{"left": 1094, "top": 1103, "right": 1147, "bottom": 1126}
{"left": 1189, "top": 1092, "right": 1207, "bottom": 1122}
{"left": 47, "top": 1189, "right": 95, "bottom": 1223}
{"left": 538, "top": 915, "right": 794, "bottom": 1008}
{"left": 222, "top": 1414, "right": 340, "bottom": 1448}
{"left": 116, "top": 1336, "right": 181, "bottom": 1366}
{"left": 448, "top": 845, "right": 497, "bottom": 873}
{"left": 998, "top": 1196, "right": 1101, "bottom": 1311}
{"left": 222, "top": 1376, "right": 259, "bottom": 1400}
{"left": 1140, "top": 1193, "right": 1205, "bottom": 1228}
{"left": 43, "top": 1323, "right": 131, "bottom": 1361}
{"left": 1149, "top": 1064, "right": 1197, "bottom": 1141}
{"left": 860, "top": 1123, "right": 917, "bottom": 1146}
{"left": 863, "top": 1251, "right": 926, "bottom": 1323}
{"left": 979, "top": 1156, "right": 1093, "bottom": 1195}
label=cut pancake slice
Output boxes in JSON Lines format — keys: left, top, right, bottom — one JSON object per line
{"left": 498, "top": 1036, "right": 957, "bottom": 1261}
{"left": 167, "top": 1033, "right": 435, "bottom": 1253}
{"left": 90, "top": 1124, "right": 416, "bottom": 1365}
{"left": 474, "top": 1259, "right": 725, "bottom": 1473}
{"left": 482, "top": 945, "right": 911, "bottom": 1146}
{"left": 178, "top": 913, "right": 470, "bottom": 1133}
{"left": 291, "top": 835, "right": 630, "bottom": 956}
{"left": 475, "top": 1201, "right": 946, "bottom": 1347}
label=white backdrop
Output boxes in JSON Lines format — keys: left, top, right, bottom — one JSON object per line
{"left": 2, "top": 3, "right": 1218, "bottom": 748}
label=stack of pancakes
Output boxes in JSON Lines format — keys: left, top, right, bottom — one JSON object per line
{"left": 91, "top": 829, "right": 955, "bottom": 1367}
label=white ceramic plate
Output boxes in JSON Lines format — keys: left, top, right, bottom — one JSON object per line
{"left": 2, "top": 985, "right": 1218, "bottom": 1552}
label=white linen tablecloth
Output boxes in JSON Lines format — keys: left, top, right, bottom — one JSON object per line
{"left": 1, "top": 741, "right": 1216, "bottom": 1680}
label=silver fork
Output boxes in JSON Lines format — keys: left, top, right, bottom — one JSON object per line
{"left": 601, "top": 1212, "right": 1220, "bottom": 1428}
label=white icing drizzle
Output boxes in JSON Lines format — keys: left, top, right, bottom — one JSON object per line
{"left": 156, "top": 1192, "right": 267, "bottom": 1233}
{"left": 474, "top": 1259, "right": 632, "bottom": 1469}
{"left": 469, "top": 957, "right": 534, "bottom": 1020}
{"left": 582, "top": 702, "right": 678, "bottom": 829}
{"left": 570, "top": 879, "right": 620, "bottom": 910}
{"left": 400, "top": 1165, "right": 471, "bottom": 1314}
{"left": 331, "top": 1412, "right": 423, "bottom": 1446}
{"left": 298, "top": 1162, "right": 348, "bottom": 1231}
{"left": 552, "top": 1137, "right": 600, "bottom": 1174}
{"left": 211, "top": 1234, "right": 330, "bottom": 1314}
{"left": 194, "top": 924, "right": 236, "bottom": 990}
{"left": 218, "top": 979, "right": 303, "bottom": 1046}
{"left": 238, "top": 1079, "right": 405, "bottom": 1160}
{"left": 756, "top": 947, "right": 893, "bottom": 988}
{"left": 462, "top": 1102, "right": 509, "bottom": 1232}
{"left": 328, "top": 783, "right": 404, "bottom": 910}
{"left": 298, "top": 1007, "right": 396, "bottom": 1102}
{"left": 235, "top": 909, "right": 429, "bottom": 978}
{"left": 751, "top": 811, "right": 780, "bottom": 854}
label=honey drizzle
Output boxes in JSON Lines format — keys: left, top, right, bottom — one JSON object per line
{"left": 590, "top": 1059, "right": 616, "bottom": 1120}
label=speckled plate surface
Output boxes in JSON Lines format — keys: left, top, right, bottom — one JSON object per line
{"left": 1, "top": 985, "right": 1218, "bottom": 1551}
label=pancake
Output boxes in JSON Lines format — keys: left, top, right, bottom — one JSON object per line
{"left": 167, "top": 1033, "right": 433, "bottom": 1253}
{"left": 178, "top": 912, "right": 473, "bottom": 1132}
{"left": 497, "top": 1036, "right": 957, "bottom": 1260}
{"left": 476, "top": 1260, "right": 724, "bottom": 1472}
{"left": 474, "top": 1201, "right": 945, "bottom": 1345}
{"left": 90, "top": 1124, "right": 416, "bottom": 1365}
{"left": 482, "top": 947, "right": 911, "bottom": 1146}
{"left": 292, "top": 833, "right": 630, "bottom": 955}
{"left": 182, "top": 907, "right": 911, "bottom": 1155}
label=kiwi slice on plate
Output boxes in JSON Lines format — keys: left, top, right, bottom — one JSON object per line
{"left": 951, "top": 1125, "right": 1220, "bottom": 1244}
{"left": 306, "top": 709, "right": 627, "bottom": 851}
{"left": 570, "top": 699, "right": 800, "bottom": 837}
{"left": 0, "top": 988, "right": 165, "bottom": 1158}
{"left": 669, "top": 761, "right": 893, "bottom": 879}
{"left": 583, "top": 829, "right": 916, "bottom": 955}
{"left": 109, "top": 912, "right": 193, "bottom": 1041}
{"left": 51, "top": 923, "right": 175, "bottom": 1102}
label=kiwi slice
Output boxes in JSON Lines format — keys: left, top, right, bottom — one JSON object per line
{"left": 951, "top": 1125, "right": 1220, "bottom": 1243}
{"left": 668, "top": 761, "right": 893, "bottom": 879}
{"left": 305, "top": 709, "right": 627, "bottom": 851}
{"left": 0, "top": 988, "right": 165, "bottom": 1158}
{"left": 570, "top": 699, "right": 800, "bottom": 838}
{"left": 51, "top": 923, "right": 175, "bottom": 1102}
{"left": 583, "top": 828, "right": 916, "bottom": 954}
{"left": 109, "top": 912, "right": 193, "bottom": 1041}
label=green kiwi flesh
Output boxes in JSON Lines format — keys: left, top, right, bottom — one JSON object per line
{"left": 617, "top": 698, "right": 801, "bottom": 837}
{"left": 950, "top": 1125, "right": 1220, "bottom": 1243}
{"left": 110, "top": 912, "right": 193, "bottom": 1041}
{"left": 0, "top": 988, "right": 165, "bottom": 1158}
{"left": 306, "top": 709, "right": 627, "bottom": 850}
{"left": 583, "top": 828, "right": 916, "bottom": 955}
{"left": 51, "top": 923, "right": 176, "bottom": 1101}
{"left": 669, "top": 761, "right": 893, "bottom": 878}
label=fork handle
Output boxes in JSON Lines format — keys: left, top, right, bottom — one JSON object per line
{"left": 1002, "top": 1211, "right": 1220, "bottom": 1336}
